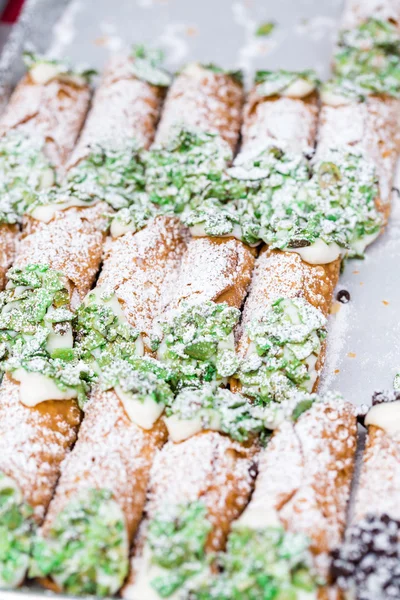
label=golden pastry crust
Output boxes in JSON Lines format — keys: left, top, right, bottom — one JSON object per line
{"left": 164, "top": 236, "right": 256, "bottom": 312}
{"left": 98, "top": 215, "right": 189, "bottom": 346}
{"left": 242, "top": 88, "right": 319, "bottom": 156}
{"left": 0, "top": 222, "right": 17, "bottom": 290}
{"left": 0, "top": 74, "right": 91, "bottom": 173}
{"left": 354, "top": 425, "right": 400, "bottom": 522}
{"left": 231, "top": 247, "right": 340, "bottom": 393}
{"left": 17, "top": 204, "right": 108, "bottom": 308}
{"left": 68, "top": 54, "right": 165, "bottom": 168}
{"left": 42, "top": 386, "right": 167, "bottom": 541}
{"left": 123, "top": 431, "right": 257, "bottom": 597}
{"left": 0, "top": 374, "right": 81, "bottom": 522}
{"left": 317, "top": 97, "right": 400, "bottom": 219}
{"left": 154, "top": 64, "right": 244, "bottom": 151}
{"left": 239, "top": 399, "right": 357, "bottom": 580}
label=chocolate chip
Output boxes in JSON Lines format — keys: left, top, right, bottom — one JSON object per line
{"left": 337, "top": 289, "right": 350, "bottom": 304}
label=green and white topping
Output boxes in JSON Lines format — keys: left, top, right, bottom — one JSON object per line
{"left": 101, "top": 357, "right": 174, "bottom": 429}
{"left": 23, "top": 52, "right": 96, "bottom": 87}
{"left": 145, "top": 501, "right": 211, "bottom": 599}
{"left": 324, "top": 19, "right": 400, "bottom": 102}
{"left": 0, "top": 265, "right": 93, "bottom": 407}
{"left": 110, "top": 193, "right": 158, "bottom": 238}
{"left": 0, "top": 473, "right": 36, "bottom": 589}
{"left": 164, "top": 385, "right": 264, "bottom": 443}
{"left": 30, "top": 488, "right": 128, "bottom": 597}
{"left": 67, "top": 140, "right": 147, "bottom": 211}
{"left": 236, "top": 297, "right": 326, "bottom": 404}
{"left": 131, "top": 45, "right": 171, "bottom": 87}
{"left": 144, "top": 129, "right": 232, "bottom": 213}
{"left": 199, "top": 63, "right": 243, "bottom": 84}
{"left": 155, "top": 301, "right": 240, "bottom": 391}
{"left": 76, "top": 286, "right": 144, "bottom": 373}
{"left": 255, "top": 69, "right": 319, "bottom": 98}
{"left": 201, "top": 524, "right": 320, "bottom": 600}
{"left": 0, "top": 131, "right": 56, "bottom": 224}
{"left": 258, "top": 150, "right": 382, "bottom": 263}
{"left": 338, "top": 18, "right": 400, "bottom": 53}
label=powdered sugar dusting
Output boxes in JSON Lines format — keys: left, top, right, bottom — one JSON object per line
{"left": 155, "top": 64, "right": 244, "bottom": 151}
{"left": 0, "top": 374, "right": 81, "bottom": 521}
{"left": 43, "top": 385, "right": 167, "bottom": 539}
{"left": 341, "top": 0, "right": 400, "bottom": 29}
{"left": 245, "top": 398, "right": 357, "bottom": 576}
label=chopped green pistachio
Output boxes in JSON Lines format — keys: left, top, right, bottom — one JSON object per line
{"left": 76, "top": 291, "right": 142, "bottom": 376}
{"left": 0, "top": 472, "right": 36, "bottom": 589}
{"left": 394, "top": 373, "right": 400, "bottom": 391}
{"left": 144, "top": 129, "right": 232, "bottom": 213}
{"left": 236, "top": 297, "right": 326, "bottom": 404}
{"left": 0, "top": 131, "right": 56, "bottom": 224}
{"left": 23, "top": 52, "right": 96, "bottom": 84}
{"left": 67, "top": 140, "right": 147, "bottom": 210}
{"left": 338, "top": 18, "right": 400, "bottom": 54}
{"left": 255, "top": 21, "right": 276, "bottom": 37}
{"left": 148, "top": 501, "right": 211, "bottom": 597}
{"left": 198, "top": 525, "right": 320, "bottom": 599}
{"left": 165, "top": 385, "right": 264, "bottom": 442}
{"left": 131, "top": 44, "right": 171, "bottom": 87}
{"left": 258, "top": 150, "right": 382, "bottom": 256}
{"left": 254, "top": 69, "right": 319, "bottom": 97}
{"left": 157, "top": 301, "right": 240, "bottom": 390}
{"left": 30, "top": 489, "right": 128, "bottom": 597}
{"left": 110, "top": 193, "right": 159, "bottom": 237}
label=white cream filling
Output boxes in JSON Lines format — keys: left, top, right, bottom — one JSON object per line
{"left": 351, "top": 230, "right": 381, "bottom": 255}
{"left": 365, "top": 401, "right": 400, "bottom": 436}
{"left": 182, "top": 63, "right": 209, "bottom": 80}
{"left": 236, "top": 504, "right": 281, "bottom": 529}
{"left": 115, "top": 387, "right": 164, "bottom": 429}
{"left": 30, "top": 196, "right": 96, "bottom": 223}
{"left": 110, "top": 219, "right": 135, "bottom": 239}
{"left": 164, "top": 414, "right": 203, "bottom": 442}
{"left": 281, "top": 78, "right": 316, "bottom": 98}
{"left": 123, "top": 546, "right": 176, "bottom": 600}
{"left": 12, "top": 369, "right": 79, "bottom": 407}
{"left": 320, "top": 88, "right": 354, "bottom": 107}
{"left": 286, "top": 239, "right": 342, "bottom": 265}
{"left": 46, "top": 325, "right": 73, "bottom": 353}
{"left": 29, "top": 62, "right": 86, "bottom": 87}
{"left": 189, "top": 223, "right": 246, "bottom": 242}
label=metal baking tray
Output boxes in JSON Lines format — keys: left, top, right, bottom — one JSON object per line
{"left": 3, "top": 0, "right": 398, "bottom": 597}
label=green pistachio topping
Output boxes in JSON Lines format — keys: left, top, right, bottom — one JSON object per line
{"left": 236, "top": 297, "right": 326, "bottom": 404}
{"left": 254, "top": 69, "right": 319, "bottom": 97}
{"left": 131, "top": 44, "right": 171, "bottom": 87}
{"left": 147, "top": 501, "right": 211, "bottom": 598}
{"left": 0, "top": 473, "right": 36, "bottom": 589}
{"left": 144, "top": 129, "right": 232, "bottom": 213}
{"left": 67, "top": 140, "right": 147, "bottom": 210}
{"left": 23, "top": 52, "right": 96, "bottom": 84}
{"left": 110, "top": 193, "right": 159, "bottom": 237}
{"left": 330, "top": 19, "right": 400, "bottom": 99}
{"left": 0, "top": 265, "right": 93, "bottom": 406}
{"left": 156, "top": 301, "right": 240, "bottom": 390}
{"left": 199, "top": 525, "right": 320, "bottom": 599}
{"left": 0, "top": 131, "right": 57, "bottom": 224}
{"left": 76, "top": 290, "right": 142, "bottom": 377}
{"left": 165, "top": 385, "right": 264, "bottom": 442}
{"left": 30, "top": 488, "right": 128, "bottom": 597}
{"left": 338, "top": 18, "right": 400, "bottom": 53}
{"left": 258, "top": 150, "right": 382, "bottom": 256}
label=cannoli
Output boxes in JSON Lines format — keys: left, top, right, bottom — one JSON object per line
{"left": 341, "top": 0, "right": 400, "bottom": 30}
{"left": 0, "top": 202, "right": 107, "bottom": 588}
{"left": 332, "top": 391, "right": 400, "bottom": 600}
{"left": 0, "top": 55, "right": 93, "bottom": 290}
{"left": 122, "top": 420, "right": 258, "bottom": 600}
{"left": 231, "top": 246, "right": 340, "bottom": 401}
{"left": 154, "top": 63, "right": 244, "bottom": 151}
{"left": 241, "top": 70, "right": 319, "bottom": 157}
{"left": 29, "top": 216, "right": 187, "bottom": 596}
{"left": 202, "top": 393, "right": 357, "bottom": 599}
{"left": 0, "top": 53, "right": 92, "bottom": 175}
